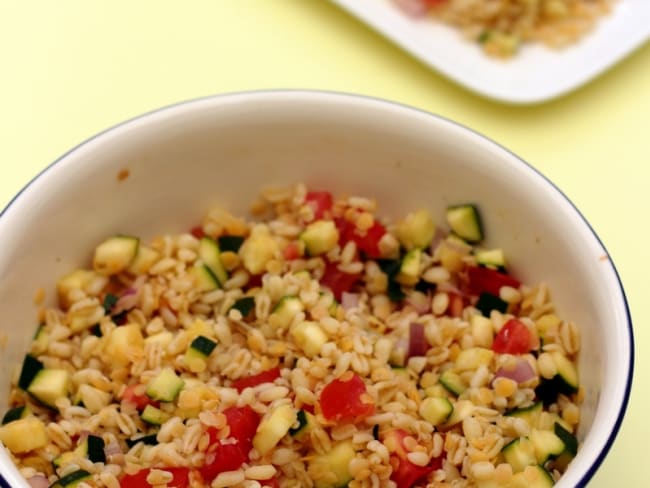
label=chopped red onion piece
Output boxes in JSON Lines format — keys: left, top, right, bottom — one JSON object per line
{"left": 429, "top": 227, "right": 448, "bottom": 255}
{"left": 408, "top": 322, "right": 428, "bottom": 358}
{"left": 341, "top": 292, "right": 360, "bottom": 311}
{"left": 27, "top": 476, "right": 49, "bottom": 488}
{"left": 392, "top": 0, "right": 429, "bottom": 17}
{"left": 436, "top": 281, "right": 463, "bottom": 296}
{"left": 406, "top": 291, "right": 431, "bottom": 314}
{"left": 112, "top": 276, "right": 146, "bottom": 315}
{"left": 494, "top": 358, "right": 536, "bottom": 384}
{"left": 104, "top": 440, "right": 122, "bottom": 457}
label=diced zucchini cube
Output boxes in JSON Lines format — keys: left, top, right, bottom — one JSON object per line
{"left": 300, "top": 220, "right": 339, "bottom": 256}
{"left": 189, "top": 264, "right": 221, "bottom": 292}
{"left": 76, "top": 384, "right": 112, "bottom": 414}
{"left": 446, "top": 204, "right": 483, "bottom": 243}
{"left": 27, "top": 369, "right": 70, "bottom": 409}
{"left": 0, "top": 416, "right": 48, "bottom": 453}
{"left": 93, "top": 236, "right": 140, "bottom": 275}
{"left": 419, "top": 397, "right": 453, "bottom": 426}
{"left": 270, "top": 296, "right": 304, "bottom": 330}
{"left": 502, "top": 437, "right": 537, "bottom": 473}
{"left": 396, "top": 248, "right": 422, "bottom": 286}
{"left": 240, "top": 226, "right": 279, "bottom": 274}
{"left": 290, "top": 321, "right": 328, "bottom": 357}
{"left": 140, "top": 404, "right": 171, "bottom": 425}
{"left": 253, "top": 404, "right": 297, "bottom": 456}
{"left": 146, "top": 368, "right": 184, "bottom": 402}
{"left": 455, "top": 347, "right": 494, "bottom": 371}
{"left": 127, "top": 245, "right": 160, "bottom": 275}
{"left": 104, "top": 323, "right": 144, "bottom": 366}
{"left": 199, "top": 237, "right": 228, "bottom": 285}
{"left": 396, "top": 209, "right": 436, "bottom": 250}
{"left": 470, "top": 315, "right": 494, "bottom": 348}
{"left": 56, "top": 269, "right": 100, "bottom": 309}
{"left": 310, "top": 440, "right": 356, "bottom": 488}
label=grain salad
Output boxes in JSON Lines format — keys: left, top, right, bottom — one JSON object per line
{"left": 393, "top": 0, "right": 614, "bottom": 57}
{"left": 1, "top": 184, "right": 582, "bottom": 488}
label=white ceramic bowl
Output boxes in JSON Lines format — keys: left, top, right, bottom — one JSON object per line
{"left": 0, "top": 91, "right": 633, "bottom": 487}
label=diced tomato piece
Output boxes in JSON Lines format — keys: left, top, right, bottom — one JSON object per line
{"left": 200, "top": 406, "right": 261, "bottom": 483}
{"left": 466, "top": 266, "right": 520, "bottom": 297}
{"left": 222, "top": 405, "right": 260, "bottom": 449}
{"left": 120, "top": 467, "right": 190, "bottom": 488}
{"left": 302, "top": 403, "right": 315, "bottom": 414}
{"left": 121, "top": 384, "right": 158, "bottom": 411}
{"left": 391, "top": 456, "right": 437, "bottom": 488}
{"left": 282, "top": 241, "right": 301, "bottom": 261}
{"left": 305, "top": 191, "right": 334, "bottom": 220}
{"left": 232, "top": 367, "right": 281, "bottom": 393}
{"left": 357, "top": 221, "right": 387, "bottom": 258}
{"left": 320, "top": 373, "right": 375, "bottom": 421}
{"left": 199, "top": 443, "right": 247, "bottom": 483}
{"left": 492, "top": 318, "right": 532, "bottom": 355}
{"left": 190, "top": 225, "right": 205, "bottom": 239}
{"left": 320, "top": 260, "right": 361, "bottom": 301}
{"left": 335, "top": 217, "right": 386, "bottom": 259}
{"left": 384, "top": 429, "right": 443, "bottom": 488}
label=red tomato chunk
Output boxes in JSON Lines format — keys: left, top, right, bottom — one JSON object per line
{"left": 121, "top": 384, "right": 158, "bottom": 411}
{"left": 200, "top": 405, "right": 261, "bottom": 483}
{"left": 492, "top": 318, "right": 532, "bottom": 354}
{"left": 320, "top": 372, "right": 375, "bottom": 421}
{"left": 120, "top": 467, "right": 190, "bottom": 488}
{"left": 466, "top": 265, "right": 520, "bottom": 297}
{"left": 232, "top": 367, "right": 281, "bottom": 393}
{"left": 336, "top": 217, "right": 386, "bottom": 259}
{"left": 189, "top": 225, "right": 205, "bottom": 239}
{"left": 384, "top": 429, "right": 444, "bottom": 488}
{"left": 305, "top": 191, "right": 333, "bottom": 220}
{"left": 282, "top": 241, "right": 301, "bottom": 260}
{"left": 319, "top": 260, "right": 361, "bottom": 301}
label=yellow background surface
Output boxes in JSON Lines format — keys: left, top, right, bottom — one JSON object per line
{"left": 0, "top": 1, "right": 648, "bottom": 485}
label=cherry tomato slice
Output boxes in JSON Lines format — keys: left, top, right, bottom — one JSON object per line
{"left": 492, "top": 318, "right": 532, "bottom": 354}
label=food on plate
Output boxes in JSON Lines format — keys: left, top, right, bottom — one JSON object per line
{"left": 2, "top": 184, "right": 582, "bottom": 487}
{"left": 393, "top": 0, "right": 614, "bottom": 57}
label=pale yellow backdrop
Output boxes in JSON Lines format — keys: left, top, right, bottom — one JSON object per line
{"left": 1, "top": 1, "right": 648, "bottom": 486}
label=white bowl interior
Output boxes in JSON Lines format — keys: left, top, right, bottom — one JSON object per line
{"left": 0, "top": 92, "right": 631, "bottom": 487}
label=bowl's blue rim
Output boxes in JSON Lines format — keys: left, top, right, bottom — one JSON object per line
{"left": 0, "top": 90, "right": 633, "bottom": 488}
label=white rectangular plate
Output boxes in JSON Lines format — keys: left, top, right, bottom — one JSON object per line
{"left": 331, "top": 0, "right": 650, "bottom": 104}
